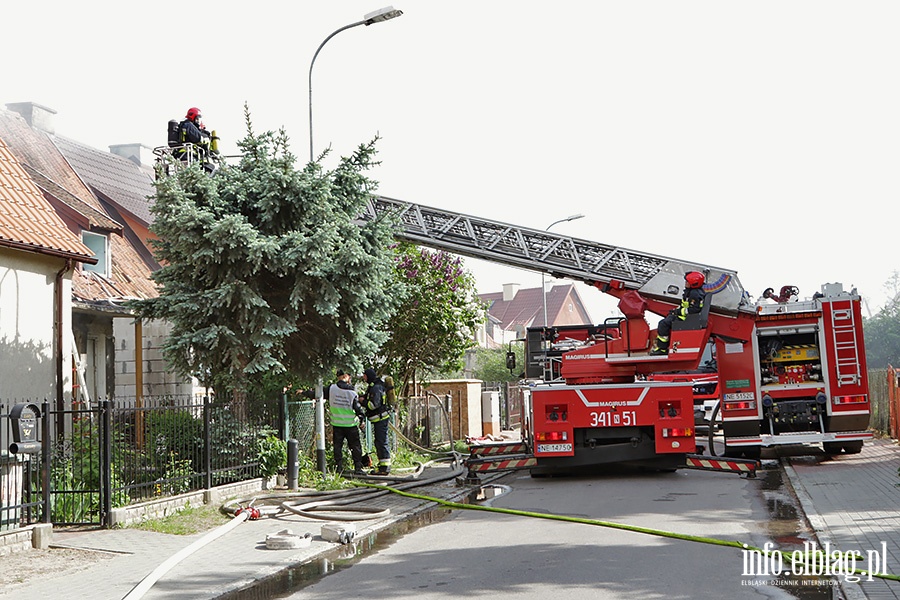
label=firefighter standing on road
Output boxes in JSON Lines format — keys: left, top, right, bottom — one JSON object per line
{"left": 361, "top": 368, "right": 392, "bottom": 475}
{"left": 650, "top": 271, "right": 707, "bottom": 355}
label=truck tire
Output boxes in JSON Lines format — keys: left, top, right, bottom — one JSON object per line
{"left": 825, "top": 441, "right": 863, "bottom": 455}
{"left": 724, "top": 445, "right": 760, "bottom": 460}
{"left": 842, "top": 441, "right": 863, "bottom": 454}
{"left": 823, "top": 442, "right": 843, "bottom": 455}
{"left": 742, "top": 445, "right": 761, "bottom": 460}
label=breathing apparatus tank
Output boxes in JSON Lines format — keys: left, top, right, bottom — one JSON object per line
{"left": 167, "top": 120, "right": 180, "bottom": 147}
{"left": 384, "top": 375, "right": 396, "bottom": 407}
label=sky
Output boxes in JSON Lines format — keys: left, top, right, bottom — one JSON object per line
{"left": 4, "top": 1, "right": 898, "bottom": 321}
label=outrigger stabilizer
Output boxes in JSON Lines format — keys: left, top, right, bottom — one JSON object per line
{"left": 463, "top": 440, "right": 758, "bottom": 483}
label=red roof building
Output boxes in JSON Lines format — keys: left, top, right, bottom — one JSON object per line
{"left": 477, "top": 282, "right": 593, "bottom": 348}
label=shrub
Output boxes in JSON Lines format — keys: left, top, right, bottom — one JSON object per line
{"left": 255, "top": 431, "right": 287, "bottom": 478}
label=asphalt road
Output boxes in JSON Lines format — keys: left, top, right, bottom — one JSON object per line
{"left": 275, "top": 461, "right": 837, "bottom": 599}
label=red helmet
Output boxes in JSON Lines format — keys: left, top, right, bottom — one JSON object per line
{"left": 684, "top": 271, "right": 705, "bottom": 289}
{"left": 185, "top": 107, "right": 202, "bottom": 121}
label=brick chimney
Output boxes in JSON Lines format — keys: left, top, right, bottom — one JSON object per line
{"left": 5, "top": 102, "right": 56, "bottom": 134}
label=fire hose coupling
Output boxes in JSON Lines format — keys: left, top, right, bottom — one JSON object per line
{"left": 321, "top": 523, "right": 357, "bottom": 545}
{"left": 266, "top": 529, "right": 313, "bottom": 550}
{"left": 235, "top": 506, "right": 261, "bottom": 520}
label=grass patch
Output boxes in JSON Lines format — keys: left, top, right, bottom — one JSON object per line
{"left": 129, "top": 503, "right": 231, "bottom": 535}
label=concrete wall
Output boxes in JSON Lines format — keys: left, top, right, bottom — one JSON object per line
{"left": 0, "top": 523, "right": 52, "bottom": 554}
{"left": 107, "top": 478, "right": 265, "bottom": 528}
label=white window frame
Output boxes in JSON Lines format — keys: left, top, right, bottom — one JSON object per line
{"left": 82, "top": 231, "right": 110, "bottom": 276}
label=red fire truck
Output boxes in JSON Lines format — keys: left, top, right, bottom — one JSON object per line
{"left": 645, "top": 341, "right": 719, "bottom": 429}
{"left": 361, "top": 197, "right": 872, "bottom": 476}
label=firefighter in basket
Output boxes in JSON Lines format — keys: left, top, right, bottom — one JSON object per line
{"left": 649, "top": 271, "right": 707, "bottom": 355}
{"left": 168, "top": 107, "right": 219, "bottom": 172}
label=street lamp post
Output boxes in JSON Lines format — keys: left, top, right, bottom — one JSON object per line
{"left": 308, "top": 7, "right": 402, "bottom": 473}
{"left": 308, "top": 6, "right": 403, "bottom": 163}
{"left": 541, "top": 214, "right": 585, "bottom": 327}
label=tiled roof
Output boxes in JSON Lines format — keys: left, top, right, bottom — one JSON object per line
{"left": 480, "top": 286, "right": 549, "bottom": 329}
{"left": 0, "top": 109, "right": 99, "bottom": 210}
{"left": 21, "top": 163, "right": 122, "bottom": 232}
{"left": 479, "top": 284, "right": 591, "bottom": 329}
{"left": 0, "top": 136, "right": 95, "bottom": 261}
{"left": 0, "top": 107, "right": 158, "bottom": 301}
{"left": 54, "top": 136, "right": 156, "bottom": 226}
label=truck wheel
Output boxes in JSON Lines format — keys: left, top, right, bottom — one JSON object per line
{"left": 724, "top": 446, "right": 760, "bottom": 459}
{"left": 823, "top": 442, "right": 843, "bottom": 455}
{"left": 742, "top": 446, "right": 761, "bottom": 460}
{"left": 841, "top": 441, "right": 863, "bottom": 455}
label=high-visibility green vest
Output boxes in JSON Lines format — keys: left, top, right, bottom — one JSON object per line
{"left": 329, "top": 383, "right": 360, "bottom": 428}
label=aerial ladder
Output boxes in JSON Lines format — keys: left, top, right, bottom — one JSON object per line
{"left": 360, "top": 196, "right": 764, "bottom": 477}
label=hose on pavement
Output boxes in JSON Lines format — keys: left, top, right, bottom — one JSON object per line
{"left": 221, "top": 453, "right": 466, "bottom": 522}
{"left": 353, "top": 478, "right": 900, "bottom": 584}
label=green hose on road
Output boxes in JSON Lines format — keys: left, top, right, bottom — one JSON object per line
{"left": 354, "top": 480, "right": 900, "bottom": 584}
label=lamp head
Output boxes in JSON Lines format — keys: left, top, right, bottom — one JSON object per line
{"left": 365, "top": 6, "right": 403, "bottom": 25}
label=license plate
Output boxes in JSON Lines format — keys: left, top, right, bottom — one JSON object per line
{"left": 537, "top": 443, "right": 572, "bottom": 453}
{"left": 724, "top": 392, "right": 755, "bottom": 401}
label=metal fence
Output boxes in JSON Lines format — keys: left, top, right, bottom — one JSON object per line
{"left": 112, "top": 395, "right": 282, "bottom": 505}
{"left": 400, "top": 393, "right": 453, "bottom": 449}
{"left": 1, "top": 401, "right": 48, "bottom": 530}
{"left": 395, "top": 383, "right": 525, "bottom": 450}
{"left": 0, "top": 393, "right": 289, "bottom": 529}
{"left": 284, "top": 397, "right": 317, "bottom": 454}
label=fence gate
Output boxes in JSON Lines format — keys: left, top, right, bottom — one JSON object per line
{"left": 48, "top": 401, "right": 111, "bottom": 527}
{"left": 284, "top": 398, "right": 317, "bottom": 455}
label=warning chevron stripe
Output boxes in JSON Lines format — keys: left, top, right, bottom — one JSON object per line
{"left": 685, "top": 456, "right": 756, "bottom": 474}
{"left": 467, "top": 457, "right": 537, "bottom": 472}
{"left": 468, "top": 443, "right": 527, "bottom": 456}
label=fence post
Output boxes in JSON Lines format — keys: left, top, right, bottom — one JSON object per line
{"left": 41, "top": 399, "right": 51, "bottom": 524}
{"left": 315, "top": 379, "right": 326, "bottom": 474}
{"left": 287, "top": 439, "right": 299, "bottom": 490}
{"left": 204, "top": 396, "right": 212, "bottom": 490}
{"left": 101, "top": 399, "right": 112, "bottom": 527}
{"left": 281, "top": 393, "right": 288, "bottom": 441}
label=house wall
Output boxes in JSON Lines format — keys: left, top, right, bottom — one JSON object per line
{"left": 113, "top": 318, "right": 193, "bottom": 400}
{"left": 0, "top": 247, "right": 72, "bottom": 402}
{"left": 554, "top": 290, "right": 592, "bottom": 326}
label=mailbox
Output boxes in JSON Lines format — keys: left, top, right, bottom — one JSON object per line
{"left": 9, "top": 402, "right": 41, "bottom": 455}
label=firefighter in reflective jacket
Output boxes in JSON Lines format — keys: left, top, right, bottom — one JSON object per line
{"left": 326, "top": 370, "right": 367, "bottom": 475}
{"left": 301, "top": 369, "right": 366, "bottom": 475}
{"left": 650, "top": 271, "right": 706, "bottom": 355}
{"left": 362, "top": 368, "right": 392, "bottom": 475}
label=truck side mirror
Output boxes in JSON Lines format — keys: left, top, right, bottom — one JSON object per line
{"left": 9, "top": 402, "right": 42, "bottom": 455}
{"left": 506, "top": 351, "right": 516, "bottom": 371}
